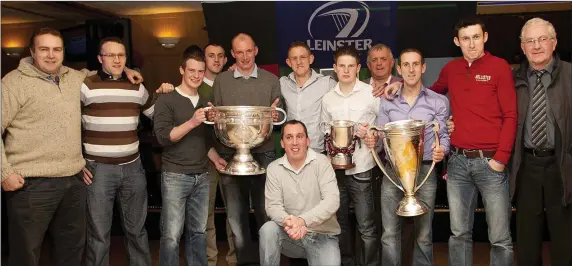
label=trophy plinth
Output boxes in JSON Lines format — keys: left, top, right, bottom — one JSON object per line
{"left": 204, "top": 106, "right": 286, "bottom": 176}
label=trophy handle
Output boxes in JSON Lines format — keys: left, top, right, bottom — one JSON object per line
{"left": 272, "top": 107, "right": 287, "bottom": 125}
{"left": 368, "top": 127, "right": 404, "bottom": 192}
{"left": 319, "top": 121, "right": 331, "bottom": 134}
{"left": 203, "top": 106, "right": 215, "bottom": 125}
{"left": 414, "top": 121, "right": 440, "bottom": 193}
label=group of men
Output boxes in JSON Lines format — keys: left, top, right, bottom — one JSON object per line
{"left": 1, "top": 15, "right": 570, "bottom": 266}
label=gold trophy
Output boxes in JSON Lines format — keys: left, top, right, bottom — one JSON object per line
{"left": 369, "top": 120, "right": 440, "bottom": 216}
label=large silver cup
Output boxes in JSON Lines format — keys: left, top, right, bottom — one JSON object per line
{"left": 319, "top": 120, "right": 360, "bottom": 169}
{"left": 204, "top": 106, "right": 287, "bottom": 175}
{"left": 369, "top": 120, "right": 440, "bottom": 216}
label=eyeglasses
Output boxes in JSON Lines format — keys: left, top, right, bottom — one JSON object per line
{"left": 521, "top": 36, "right": 554, "bottom": 46}
{"left": 99, "top": 53, "right": 126, "bottom": 60}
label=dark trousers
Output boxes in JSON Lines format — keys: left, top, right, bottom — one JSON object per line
{"left": 6, "top": 173, "right": 86, "bottom": 266}
{"left": 516, "top": 152, "right": 572, "bottom": 266}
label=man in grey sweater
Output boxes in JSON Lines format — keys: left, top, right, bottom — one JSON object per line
{"left": 211, "top": 33, "right": 283, "bottom": 265}
{"left": 260, "top": 120, "right": 341, "bottom": 266}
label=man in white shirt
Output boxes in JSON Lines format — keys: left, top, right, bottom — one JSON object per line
{"left": 321, "top": 46, "right": 380, "bottom": 266}
{"left": 280, "top": 42, "right": 336, "bottom": 153}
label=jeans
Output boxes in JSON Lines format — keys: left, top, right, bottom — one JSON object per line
{"left": 516, "top": 152, "right": 572, "bottom": 266}
{"left": 85, "top": 158, "right": 151, "bottom": 266}
{"left": 381, "top": 163, "right": 437, "bottom": 266}
{"left": 447, "top": 153, "right": 513, "bottom": 266}
{"left": 220, "top": 151, "right": 276, "bottom": 265}
{"left": 159, "top": 171, "right": 210, "bottom": 266}
{"left": 336, "top": 169, "right": 378, "bottom": 266}
{"left": 259, "top": 221, "right": 341, "bottom": 266}
{"left": 206, "top": 161, "right": 237, "bottom": 266}
{"left": 6, "top": 173, "right": 86, "bottom": 266}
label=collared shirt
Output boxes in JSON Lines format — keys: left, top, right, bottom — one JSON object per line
{"left": 234, "top": 64, "right": 258, "bottom": 79}
{"left": 265, "top": 149, "right": 341, "bottom": 235}
{"left": 369, "top": 75, "right": 392, "bottom": 87}
{"left": 377, "top": 86, "right": 451, "bottom": 161}
{"left": 429, "top": 51, "right": 517, "bottom": 164}
{"left": 524, "top": 57, "right": 555, "bottom": 149}
{"left": 98, "top": 68, "right": 128, "bottom": 81}
{"left": 321, "top": 80, "right": 380, "bottom": 176}
{"left": 280, "top": 70, "right": 337, "bottom": 152}
{"left": 203, "top": 77, "right": 214, "bottom": 87}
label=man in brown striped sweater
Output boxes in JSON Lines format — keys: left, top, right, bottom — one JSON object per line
{"left": 81, "top": 37, "right": 154, "bottom": 266}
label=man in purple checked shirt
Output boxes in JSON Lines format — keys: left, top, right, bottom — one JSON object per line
{"left": 365, "top": 48, "right": 449, "bottom": 266}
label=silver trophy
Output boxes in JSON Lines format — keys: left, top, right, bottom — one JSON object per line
{"left": 369, "top": 120, "right": 440, "bottom": 216}
{"left": 319, "top": 120, "right": 360, "bottom": 169}
{"left": 204, "top": 106, "right": 286, "bottom": 175}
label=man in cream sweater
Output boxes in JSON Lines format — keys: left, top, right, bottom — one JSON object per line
{"left": 1, "top": 27, "right": 141, "bottom": 266}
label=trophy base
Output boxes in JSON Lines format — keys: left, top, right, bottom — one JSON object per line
{"left": 396, "top": 195, "right": 429, "bottom": 217}
{"left": 332, "top": 163, "right": 356, "bottom": 170}
{"left": 220, "top": 160, "right": 266, "bottom": 176}
{"left": 331, "top": 154, "right": 355, "bottom": 169}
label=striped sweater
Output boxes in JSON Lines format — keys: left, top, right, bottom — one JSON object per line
{"left": 80, "top": 73, "right": 155, "bottom": 164}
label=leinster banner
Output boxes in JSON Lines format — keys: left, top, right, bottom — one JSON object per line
{"left": 276, "top": 1, "right": 397, "bottom": 68}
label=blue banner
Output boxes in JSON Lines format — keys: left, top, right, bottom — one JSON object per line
{"left": 276, "top": 1, "right": 397, "bottom": 68}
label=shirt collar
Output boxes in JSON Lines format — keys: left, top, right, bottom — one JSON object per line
{"left": 334, "top": 80, "right": 364, "bottom": 97}
{"left": 395, "top": 84, "right": 427, "bottom": 104}
{"left": 369, "top": 75, "right": 392, "bottom": 86}
{"left": 203, "top": 77, "right": 214, "bottom": 86}
{"left": 98, "top": 68, "right": 128, "bottom": 81}
{"left": 287, "top": 69, "right": 320, "bottom": 89}
{"left": 278, "top": 149, "right": 317, "bottom": 174}
{"left": 234, "top": 64, "right": 258, "bottom": 79}
{"left": 527, "top": 55, "right": 555, "bottom": 77}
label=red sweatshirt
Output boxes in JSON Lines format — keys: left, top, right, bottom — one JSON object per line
{"left": 430, "top": 52, "right": 517, "bottom": 164}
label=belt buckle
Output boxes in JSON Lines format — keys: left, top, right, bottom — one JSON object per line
{"left": 532, "top": 148, "right": 545, "bottom": 157}
{"left": 462, "top": 148, "right": 474, "bottom": 157}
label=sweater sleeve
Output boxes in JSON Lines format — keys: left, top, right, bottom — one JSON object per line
{"left": 298, "top": 158, "right": 340, "bottom": 227}
{"left": 1, "top": 82, "right": 21, "bottom": 181}
{"left": 493, "top": 61, "right": 518, "bottom": 164}
{"left": 153, "top": 95, "right": 176, "bottom": 147}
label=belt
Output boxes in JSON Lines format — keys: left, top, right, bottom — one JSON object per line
{"left": 451, "top": 146, "right": 495, "bottom": 159}
{"left": 524, "top": 148, "right": 555, "bottom": 157}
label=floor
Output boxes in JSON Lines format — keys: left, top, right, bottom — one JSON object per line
{"left": 3, "top": 236, "right": 552, "bottom": 266}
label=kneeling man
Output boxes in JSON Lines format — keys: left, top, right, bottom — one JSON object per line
{"left": 260, "top": 120, "right": 341, "bottom": 266}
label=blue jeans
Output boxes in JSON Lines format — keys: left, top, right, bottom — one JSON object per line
{"left": 447, "top": 154, "right": 514, "bottom": 266}
{"left": 259, "top": 221, "right": 341, "bottom": 266}
{"left": 220, "top": 151, "right": 276, "bottom": 265}
{"left": 85, "top": 158, "right": 151, "bottom": 266}
{"left": 159, "top": 171, "right": 210, "bottom": 266}
{"left": 381, "top": 163, "right": 437, "bottom": 266}
{"left": 336, "top": 169, "right": 378, "bottom": 266}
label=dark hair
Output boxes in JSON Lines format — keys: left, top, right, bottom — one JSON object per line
{"left": 398, "top": 48, "right": 425, "bottom": 65}
{"left": 334, "top": 45, "right": 360, "bottom": 64}
{"left": 180, "top": 50, "right": 205, "bottom": 69}
{"left": 203, "top": 43, "right": 224, "bottom": 52}
{"left": 287, "top": 41, "right": 312, "bottom": 55}
{"left": 281, "top": 120, "right": 309, "bottom": 139}
{"left": 454, "top": 16, "right": 487, "bottom": 38}
{"left": 183, "top": 45, "right": 203, "bottom": 59}
{"left": 98, "top": 37, "right": 124, "bottom": 54}
{"left": 29, "top": 27, "right": 63, "bottom": 50}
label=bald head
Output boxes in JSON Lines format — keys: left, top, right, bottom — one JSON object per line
{"left": 232, "top": 33, "right": 256, "bottom": 49}
{"left": 231, "top": 33, "right": 258, "bottom": 73}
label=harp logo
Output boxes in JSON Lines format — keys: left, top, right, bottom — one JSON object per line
{"left": 306, "top": 1, "right": 372, "bottom": 51}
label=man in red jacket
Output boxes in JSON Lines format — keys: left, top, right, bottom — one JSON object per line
{"left": 379, "top": 17, "right": 517, "bottom": 266}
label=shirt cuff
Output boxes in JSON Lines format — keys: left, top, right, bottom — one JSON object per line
{"left": 493, "top": 151, "right": 510, "bottom": 165}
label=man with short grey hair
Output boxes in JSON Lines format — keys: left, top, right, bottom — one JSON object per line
{"left": 511, "top": 17, "right": 572, "bottom": 265}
